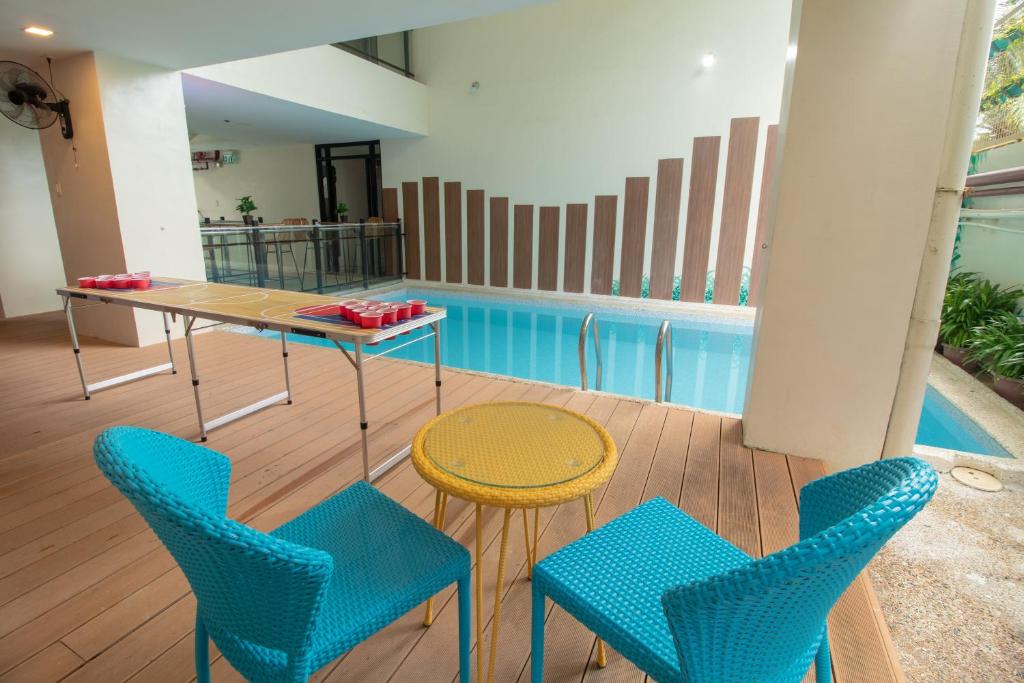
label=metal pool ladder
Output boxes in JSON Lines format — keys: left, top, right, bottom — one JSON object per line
{"left": 578, "top": 313, "right": 603, "bottom": 391}
{"left": 655, "top": 320, "right": 673, "bottom": 403}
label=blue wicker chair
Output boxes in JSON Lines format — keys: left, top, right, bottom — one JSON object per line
{"left": 94, "top": 426, "right": 471, "bottom": 683}
{"left": 531, "top": 456, "right": 937, "bottom": 683}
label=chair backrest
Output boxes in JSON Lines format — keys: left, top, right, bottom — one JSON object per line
{"left": 661, "top": 457, "right": 937, "bottom": 683}
{"left": 94, "top": 427, "right": 332, "bottom": 674}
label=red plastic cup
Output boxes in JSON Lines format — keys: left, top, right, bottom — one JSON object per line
{"left": 349, "top": 306, "right": 366, "bottom": 325}
{"left": 359, "top": 312, "right": 383, "bottom": 329}
{"left": 408, "top": 299, "right": 427, "bottom": 315}
{"left": 394, "top": 303, "right": 412, "bottom": 320}
{"left": 112, "top": 275, "right": 132, "bottom": 289}
{"left": 130, "top": 277, "right": 151, "bottom": 289}
{"left": 77, "top": 276, "right": 97, "bottom": 288}
{"left": 380, "top": 307, "right": 397, "bottom": 325}
{"left": 95, "top": 275, "right": 113, "bottom": 289}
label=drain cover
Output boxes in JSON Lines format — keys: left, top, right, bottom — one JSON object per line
{"left": 950, "top": 466, "right": 1003, "bottom": 492}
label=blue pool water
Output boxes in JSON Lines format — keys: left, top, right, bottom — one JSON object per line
{"left": 259, "top": 287, "right": 1010, "bottom": 457}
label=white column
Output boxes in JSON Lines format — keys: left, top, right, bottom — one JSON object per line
{"left": 39, "top": 52, "right": 205, "bottom": 347}
{"left": 743, "top": 0, "right": 996, "bottom": 471}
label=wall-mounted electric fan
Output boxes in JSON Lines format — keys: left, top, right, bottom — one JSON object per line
{"left": 0, "top": 60, "right": 73, "bottom": 139}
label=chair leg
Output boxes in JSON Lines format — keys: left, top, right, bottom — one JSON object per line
{"left": 195, "top": 617, "right": 210, "bottom": 683}
{"left": 815, "top": 629, "right": 831, "bottom": 683}
{"left": 531, "top": 583, "right": 545, "bottom": 683}
{"left": 458, "top": 575, "right": 471, "bottom": 683}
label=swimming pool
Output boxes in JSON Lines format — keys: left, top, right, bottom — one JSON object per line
{"left": 254, "top": 287, "right": 1011, "bottom": 457}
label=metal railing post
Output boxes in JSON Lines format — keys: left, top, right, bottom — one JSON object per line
{"left": 655, "top": 320, "right": 673, "bottom": 403}
{"left": 396, "top": 218, "right": 406, "bottom": 279}
{"left": 250, "top": 227, "right": 266, "bottom": 288}
{"left": 578, "top": 313, "right": 603, "bottom": 391}
{"left": 312, "top": 226, "right": 324, "bottom": 293}
{"left": 360, "top": 220, "right": 370, "bottom": 290}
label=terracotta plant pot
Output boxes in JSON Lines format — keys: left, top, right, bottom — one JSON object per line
{"left": 941, "top": 345, "right": 981, "bottom": 373}
{"left": 992, "top": 375, "right": 1024, "bottom": 409}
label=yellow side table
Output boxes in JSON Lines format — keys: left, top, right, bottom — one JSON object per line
{"left": 412, "top": 401, "right": 618, "bottom": 683}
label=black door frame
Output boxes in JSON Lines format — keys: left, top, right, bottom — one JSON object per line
{"left": 314, "top": 140, "right": 382, "bottom": 222}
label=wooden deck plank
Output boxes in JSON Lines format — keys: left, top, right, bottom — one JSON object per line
{"left": 717, "top": 417, "right": 761, "bottom": 557}
{"left": 0, "top": 312, "right": 903, "bottom": 683}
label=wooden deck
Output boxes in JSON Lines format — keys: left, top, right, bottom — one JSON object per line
{"left": 0, "top": 312, "right": 903, "bottom": 682}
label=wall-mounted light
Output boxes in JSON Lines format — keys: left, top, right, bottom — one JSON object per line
{"left": 701, "top": 52, "right": 716, "bottom": 69}
{"left": 23, "top": 26, "right": 54, "bottom": 37}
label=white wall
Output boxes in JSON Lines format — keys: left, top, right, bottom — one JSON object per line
{"left": 958, "top": 141, "right": 1024, "bottom": 291}
{"left": 0, "top": 119, "right": 65, "bottom": 318}
{"left": 193, "top": 145, "right": 319, "bottom": 223}
{"left": 382, "top": 0, "right": 791, "bottom": 289}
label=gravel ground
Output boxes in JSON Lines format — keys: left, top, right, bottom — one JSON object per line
{"left": 869, "top": 472, "right": 1024, "bottom": 681}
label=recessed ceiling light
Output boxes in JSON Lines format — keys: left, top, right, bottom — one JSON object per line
{"left": 701, "top": 52, "right": 716, "bottom": 68}
{"left": 24, "top": 26, "right": 54, "bottom": 37}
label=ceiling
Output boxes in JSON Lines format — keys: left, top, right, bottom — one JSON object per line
{"left": 0, "top": 0, "right": 545, "bottom": 70}
{"left": 183, "top": 74, "right": 416, "bottom": 149}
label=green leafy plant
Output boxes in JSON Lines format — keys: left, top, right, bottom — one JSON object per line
{"left": 337, "top": 201, "right": 349, "bottom": 216}
{"left": 235, "top": 195, "right": 257, "bottom": 216}
{"left": 967, "top": 311, "right": 1024, "bottom": 379}
{"left": 940, "top": 272, "right": 1022, "bottom": 348}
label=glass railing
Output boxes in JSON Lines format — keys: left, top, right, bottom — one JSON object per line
{"left": 200, "top": 222, "right": 404, "bottom": 294}
{"left": 334, "top": 31, "right": 412, "bottom": 78}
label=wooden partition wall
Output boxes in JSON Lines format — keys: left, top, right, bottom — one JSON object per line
{"left": 389, "top": 116, "right": 779, "bottom": 306}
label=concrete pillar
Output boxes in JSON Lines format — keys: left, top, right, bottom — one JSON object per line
{"left": 38, "top": 52, "right": 205, "bottom": 347}
{"left": 743, "top": 0, "right": 996, "bottom": 471}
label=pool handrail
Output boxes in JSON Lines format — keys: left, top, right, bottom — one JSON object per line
{"left": 578, "top": 313, "right": 603, "bottom": 392}
{"left": 655, "top": 320, "right": 673, "bottom": 403}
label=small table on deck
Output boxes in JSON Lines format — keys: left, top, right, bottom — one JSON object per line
{"left": 411, "top": 401, "right": 618, "bottom": 683}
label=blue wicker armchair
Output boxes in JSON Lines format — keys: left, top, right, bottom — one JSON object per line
{"left": 531, "top": 457, "right": 937, "bottom": 682}
{"left": 94, "top": 426, "right": 471, "bottom": 683}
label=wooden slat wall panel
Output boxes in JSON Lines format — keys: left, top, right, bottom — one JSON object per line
{"left": 422, "top": 177, "right": 441, "bottom": 281}
{"left": 400, "top": 182, "right": 421, "bottom": 279}
{"left": 382, "top": 188, "right": 399, "bottom": 221}
{"left": 538, "top": 207, "right": 560, "bottom": 291}
{"left": 747, "top": 124, "right": 778, "bottom": 307}
{"left": 490, "top": 197, "right": 509, "bottom": 287}
{"left": 443, "top": 181, "right": 463, "bottom": 283}
{"left": 649, "top": 159, "right": 685, "bottom": 300}
{"left": 563, "top": 204, "right": 587, "bottom": 294}
{"left": 680, "top": 137, "right": 721, "bottom": 302}
{"left": 712, "top": 117, "right": 759, "bottom": 304}
{"left": 513, "top": 204, "right": 534, "bottom": 289}
{"left": 618, "top": 177, "right": 649, "bottom": 298}
{"left": 590, "top": 196, "right": 617, "bottom": 295}
{"left": 466, "top": 190, "right": 485, "bottom": 286}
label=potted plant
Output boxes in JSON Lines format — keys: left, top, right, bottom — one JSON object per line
{"left": 236, "top": 195, "right": 257, "bottom": 225}
{"left": 337, "top": 201, "right": 349, "bottom": 223}
{"left": 968, "top": 312, "right": 1024, "bottom": 408}
{"left": 939, "top": 273, "right": 1021, "bottom": 370}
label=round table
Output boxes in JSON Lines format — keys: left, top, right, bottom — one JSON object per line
{"left": 412, "top": 401, "right": 618, "bottom": 683}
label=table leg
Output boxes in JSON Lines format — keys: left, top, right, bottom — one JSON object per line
{"left": 280, "top": 332, "right": 293, "bottom": 404}
{"left": 521, "top": 509, "right": 533, "bottom": 578}
{"left": 354, "top": 342, "right": 370, "bottom": 481}
{"left": 183, "top": 316, "right": 208, "bottom": 442}
{"left": 584, "top": 493, "right": 607, "bottom": 668}
{"left": 62, "top": 295, "right": 90, "bottom": 399}
{"left": 532, "top": 508, "right": 540, "bottom": 570}
{"left": 432, "top": 321, "right": 442, "bottom": 415}
{"left": 487, "top": 508, "right": 513, "bottom": 683}
{"left": 474, "top": 504, "right": 484, "bottom": 683}
{"left": 161, "top": 311, "right": 177, "bottom": 375}
{"left": 424, "top": 490, "right": 449, "bottom": 626}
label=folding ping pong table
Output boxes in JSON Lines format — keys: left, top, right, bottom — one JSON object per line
{"left": 56, "top": 277, "right": 446, "bottom": 482}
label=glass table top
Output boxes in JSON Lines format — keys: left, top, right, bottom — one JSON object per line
{"left": 422, "top": 403, "right": 609, "bottom": 488}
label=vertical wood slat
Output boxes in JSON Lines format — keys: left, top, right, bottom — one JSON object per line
{"left": 466, "top": 190, "right": 485, "bottom": 286}
{"left": 747, "top": 124, "right": 779, "bottom": 307}
{"left": 400, "top": 182, "right": 421, "bottom": 279}
{"left": 381, "top": 188, "right": 399, "bottom": 276}
{"left": 422, "top": 177, "right": 441, "bottom": 281}
{"left": 680, "top": 136, "right": 721, "bottom": 302}
{"left": 590, "top": 196, "right": 617, "bottom": 295}
{"left": 538, "top": 207, "right": 560, "bottom": 291}
{"left": 712, "top": 116, "right": 760, "bottom": 304}
{"left": 563, "top": 204, "right": 587, "bottom": 294}
{"left": 649, "top": 158, "right": 685, "bottom": 300}
{"left": 443, "top": 181, "right": 463, "bottom": 283}
{"left": 490, "top": 197, "right": 509, "bottom": 287}
{"left": 618, "top": 177, "right": 649, "bottom": 298}
{"left": 513, "top": 205, "right": 534, "bottom": 289}
{"left": 382, "top": 188, "right": 399, "bottom": 220}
